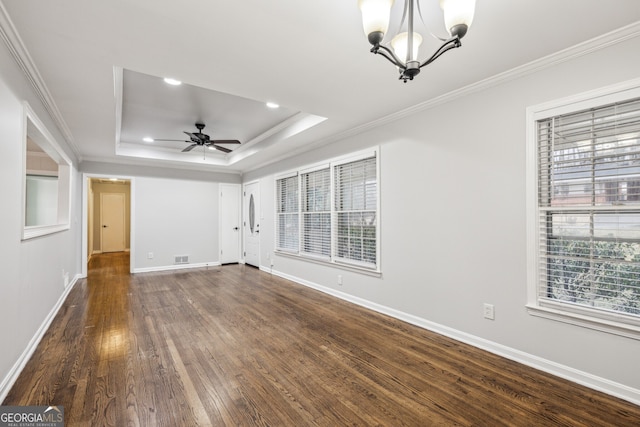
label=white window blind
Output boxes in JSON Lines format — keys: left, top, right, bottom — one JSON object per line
{"left": 301, "top": 168, "right": 331, "bottom": 258}
{"left": 276, "top": 174, "right": 299, "bottom": 252}
{"left": 536, "top": 97, "right": 640, "bottom": 321}
{"left": 274, "top": 149, "right": 379, "bottom": 272}
{"left": 334, "top": 156, "right": 377, "bottom": 268}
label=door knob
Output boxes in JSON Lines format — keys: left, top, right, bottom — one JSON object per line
{"left": 233, "top": 227, "right": 239, "bottom": 231}
{"left": 102, "top": 225, "right": 108, "bottom": 228}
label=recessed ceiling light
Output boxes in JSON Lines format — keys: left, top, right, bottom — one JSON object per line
{"left": 143, "top": 137, "right": 154, "bottom": 142}
{"left": 266, "top": 102, "right": 279, "bottom": 109}
{"left": 163, "top": 78, "right": 182, "bottom": 86}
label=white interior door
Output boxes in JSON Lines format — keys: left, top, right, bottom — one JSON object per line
{"left": 220, "top": 184, "right": 241, "bottom": 264}
{"left": 101, "top": 193, "right": 125, "bottom": 253}
{"left": 243, "top": 182, "right": 260, "bottom": 267}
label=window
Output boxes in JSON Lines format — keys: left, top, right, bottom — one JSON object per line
{"left": 276, "top": 174, "right": 299, "bottom": 252}
{"left": 334, "top": 156, "right": 377, "bottom": 267}
{"left": 527, "top": 81, "right": 640, "bottom": 336}
{"left": 301, "top": 167, "right": 331, "bottom": 258}
{"left": 22, "top": 102, "right": 72, "bottom": 240}
{"left": 275, "top": 149, "right": 379, "bottom": 271}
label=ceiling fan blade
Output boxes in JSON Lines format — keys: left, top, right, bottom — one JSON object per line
{"left": 212, "top": 144, "right": 232, "bottom": 153}
{"left": 183, "top": 131, "right": 202, "bottom": 143}
{"left": 212, "top": 139, "right": 241, "bottom": 144}
{"left": 182, "top": 144, "right": 197, "bottom": 152}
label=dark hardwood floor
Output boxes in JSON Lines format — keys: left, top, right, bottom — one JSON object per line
{"left": 4, "top": 252, "right": 640, "bottom": 426}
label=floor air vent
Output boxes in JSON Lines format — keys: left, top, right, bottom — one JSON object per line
{"left": 174, "top": 255, "right": 189, "bottom": 264}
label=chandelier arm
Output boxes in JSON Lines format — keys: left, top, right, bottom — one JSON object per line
{"left": 419, "top": 36, "right": 462, "bottom": 69}
{"left": 399, "top": 0, "right": 410, "bottom": 35}
{"left": 374, "top": 44, "right": 406, "bottom": 69}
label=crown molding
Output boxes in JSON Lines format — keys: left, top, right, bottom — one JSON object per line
{"left": 0, "top": 2, "right": 80, "bottom": 160}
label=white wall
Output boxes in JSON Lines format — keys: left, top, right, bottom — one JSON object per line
{"left": 0, "top": 39, "right": 81, "bottom": 399}
{"left": 243, "top": 35, "right": 640, "bottom": 402}
{"left": 135, "top": 177, "right": 219, "bottom": 270}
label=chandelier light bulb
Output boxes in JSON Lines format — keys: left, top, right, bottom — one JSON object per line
{"left": 358, "top": 0, "right": 395, "bottom": 45}
{"left": 391, "top": 31, "right": 423, "bottom": 62}
{"left": 440, "top": 0, "right": 476, "bottom": 37}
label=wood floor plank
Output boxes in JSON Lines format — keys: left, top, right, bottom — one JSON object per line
{"left": 3, "top": 252, "right": 640, "bottom": 426}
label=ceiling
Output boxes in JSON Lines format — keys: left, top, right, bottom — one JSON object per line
{"left": 2, "top": 0, "right": 640, "bottom": 174}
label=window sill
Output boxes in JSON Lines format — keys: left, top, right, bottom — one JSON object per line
{"left": 526, "top": 303, "right": 640, "bottom": 340}
{"left": 274, "top": 250, "right": 382, "bottom": 278}
{"left": 23, "top": 223, "right": 70, "bottom": 240}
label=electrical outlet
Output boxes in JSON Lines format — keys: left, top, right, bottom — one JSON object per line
{"left": 483, "top": 303, "right": 495, "bottom": 320}
{"left": 337, "top": 274, "right": 343, "bottom": 286}
{"left": 148, "top": 252, "right": 154, "bottom": 259}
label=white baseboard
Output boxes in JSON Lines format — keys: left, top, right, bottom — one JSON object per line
{"left": 268, "top": 268, "right": 640, "bottom": 406}
{"left": 0, "top": 273, "right": 81, "bottom": 403}
{"left": 133, "top": 261, "right": 220, "bottom": 274}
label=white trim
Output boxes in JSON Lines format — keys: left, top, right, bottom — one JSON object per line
{"left": 527, "top": 304, "right": 640, "bottom": 341}
{"left": 82, "top": 173, "right": 135, "bottom": 276}
{"left": 525, "top": 77, "right": 640, "bottom": 337}
{"left": 528, "top": 77, "right": 640, "bottom": 120}
{"left": 133, "top": 261, "right": 220, "bottom": 274}
{"left": 0, "top": 3, "right": 79, "bottom": 158}
{"left": 267, "top": 268, "right": 640, "bottom": 407}
{"left": 274, "top": 170, "right": 298, "bottom": 181}
{"left": 0, "top": 273, "right": 81, "bottom": 403}
{"left": 299, "top": 162, "right": 331, "bottom": 175}
{"left": 23, "top": 224, "right": 69, "bottom": 240}
{"left": 274, "top": 250, "right": 382, "bottom": 278}
{"left": 22, "top": 102, "right": 72, "bottom": 240}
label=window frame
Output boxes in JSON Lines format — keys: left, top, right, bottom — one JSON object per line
{"left": 333, "top": 154, "right": 378, "bottom": 269}
{"left": 22, "top": 102, "right": 72, "bottom": 240}
{"left": 275, "top": 171, "right": 300, "bottom": 254}
{"left": 526, "top": 78, "right": 640, "bottom": 339}
{"left": 274, "top": 148, "right": 380, "bottom": 273}
{"left": 300, "top": 164, "right": 331, "bottom": 260}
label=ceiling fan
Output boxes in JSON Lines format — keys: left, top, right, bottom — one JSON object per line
{"left": 155, "top": 122, "right": 241, "bottom": 153}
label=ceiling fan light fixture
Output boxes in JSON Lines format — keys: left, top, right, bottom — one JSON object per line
{"left": 163, "top": 77, "right": 182, "bottom": 86}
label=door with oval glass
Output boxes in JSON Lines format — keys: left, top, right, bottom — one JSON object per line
{"left": 243, "top": 181, "right": 260, "bottom": 267}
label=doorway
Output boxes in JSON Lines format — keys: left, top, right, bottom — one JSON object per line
{"left": 83, "top": 175, "right": 133, "bottom": 276}
{"left": 243, "top": 181, "right": 260, "bottom": 267}
{"left": 219, "top": 183, "right": 241, "bottom": 264}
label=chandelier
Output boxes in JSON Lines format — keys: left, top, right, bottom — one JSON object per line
{"left": 358, "top": 0, "right": 476, "bottom": 82}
